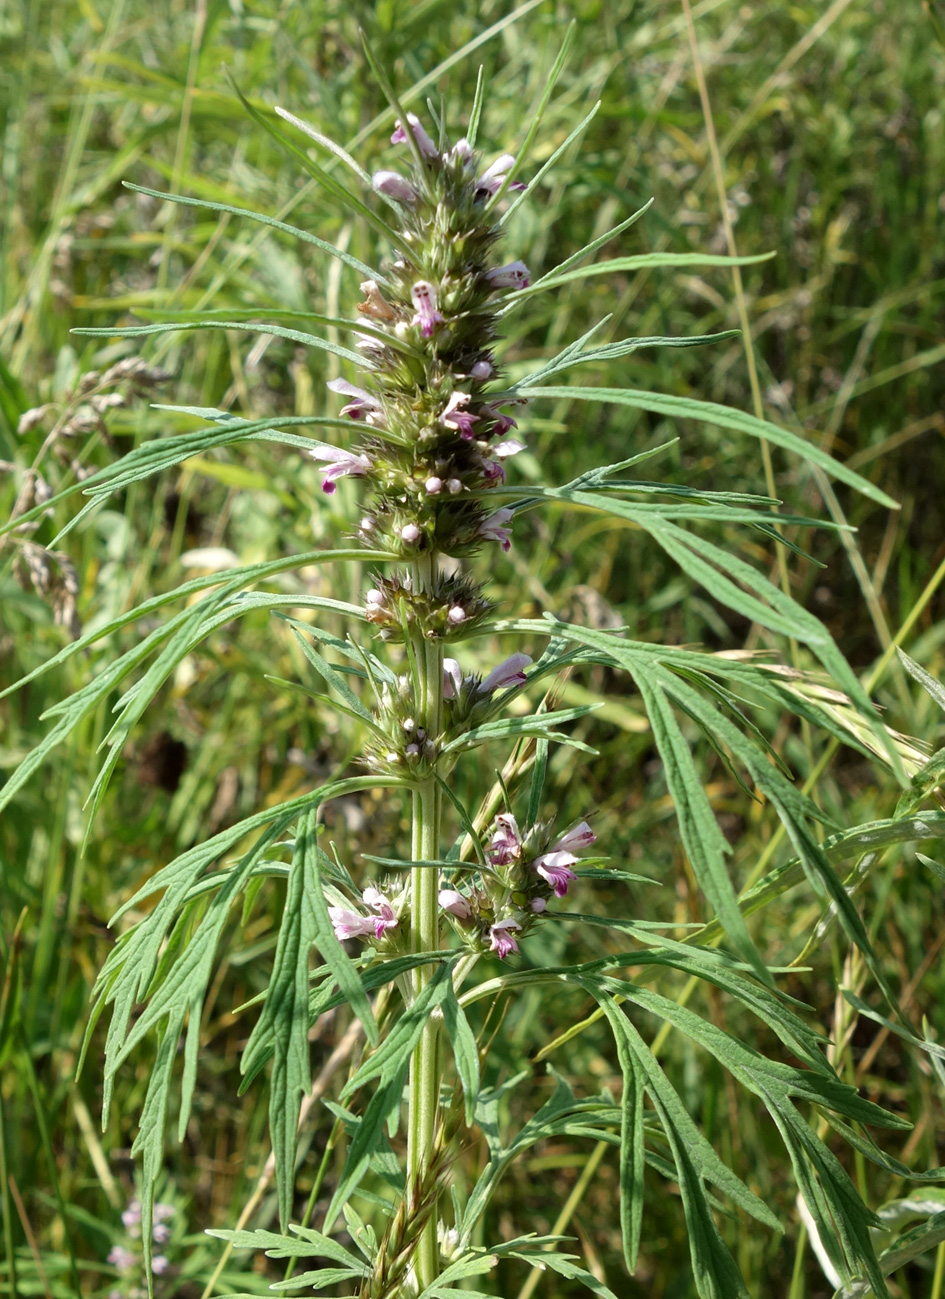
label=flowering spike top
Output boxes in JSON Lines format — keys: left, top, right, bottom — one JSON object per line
{"left": 309, "top": 109, "right": 531, "bottom": 563}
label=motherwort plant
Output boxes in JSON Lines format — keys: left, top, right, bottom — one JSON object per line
{"left": 6, "top": 35, "right": 945, "bottom": 1299}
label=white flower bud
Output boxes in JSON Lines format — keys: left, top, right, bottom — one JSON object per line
{"left": 447, "top": 606, "right": 466, "bottom": 624}
{"left": 425, "top": 476, "right": 443, "bottom": 494}
{"left": 400, "top": 523, "right": 421, "bottom": 544}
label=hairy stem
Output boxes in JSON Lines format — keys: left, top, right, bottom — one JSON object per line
{"left": 407, "top": 555, "right": 443, "bottom": 1289}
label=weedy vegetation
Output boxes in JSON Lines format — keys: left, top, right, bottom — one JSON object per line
{"left": 2, "top": 4, "right": 945, "bottom": 1299}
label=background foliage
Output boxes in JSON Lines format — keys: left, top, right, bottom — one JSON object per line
{"left": 2, "top": 1, "right": 944, "bottom": 1295}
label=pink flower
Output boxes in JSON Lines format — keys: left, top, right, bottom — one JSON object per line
{"left": 328, "top": 907, "right": 377, "bottom": 941}
{"left": 410, "top": 281, "right": 444, "bottom": 337}
{"left": 486, "top": 406, "right": 519, "bottom": 436}
{"left": 488, "top": 812, "right": 522, "bottom": 866}
{"left": 552, "top": 821, "right": 596, "bottom": 853}
{"left": 450, "top": 137, "right": 474, "bottom": 165}
{"left": 309, "top": 444, "right": 372, "bottom": 494}
{"left": 391, "top": 113, "right": 439, "bottom": 159}
{"left": 482, "top": 439, "right": 525, "bottom": 483}
{"left": 476, "top": 154, "right": 527, "bottom": 197}
{"left": 486, "top": 260, "right": 530, "bottom": 290}
{"left": 530, "top": 897, "right": 547, "bottom": 914}
{"left": 326, "top": 378, "right": 383, "bottom": 420}
{"left": 530, "top": 824, "right": 594, "bottom": 900}
{"left": 479, "top": 653, "right": 532, "bottom": 694}
{"left": 439, "top": 889, "right": 472, "bottom": 919}
{"left": 151, "top": 1256, "right": 170, "bottom": 1275}
{"left": 489, "top": 918, "right": 522, "bottom": 959}
{"left": 441, "top": 392, "right": 480, "bottom": 439}
{"left": 533, "top": 850, "right": 577, "bottom": 899}
{"left": 479, "top": 508, "right": 513, "bottom": 551}
{"left": 362, "top": 887, "right": 399, "bottom": 939}
{"left": 372, "top": 170, "right": 418, "bottom": 202}
{"left": 442, "top": 658, "right": 463, "bottom": 699}
{"left": 329, "top": 889, "right": 399, "bottom": 942}
{"left": 108, "top": 1247, "right": 137, "bottom": 1272}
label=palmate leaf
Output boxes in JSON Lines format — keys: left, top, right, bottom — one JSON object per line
{"left": 304, "top": 822, "right": 380, "bottom": 1048}
{"left": 77, "top": 591, "right": 367, "bottom": 843}
{"left": 630, "top": 662, "right": 766, "bottom": 981}
{"left": 240, "top": 817, "right": 319, "bottom": 1229}
{"left": 490, "top": 618, "right": 910, "bottom": 992}
{"left": 91, "top": 778, "right": 408, "bottom": 1251}
{"left": 89, "top": 775, "right": 402, "bottom": 1084}
{"left": 580, "top": 987, "right": 755, "bottom": 1299}
{"left": 323, "top": 1064, "right": 410, "bottom": 1233}
{"left": 442, "top": 980, "right": 480, "bottom": 1125}
{"left": 593, "top": 976, "right": 899, "bottom": 1298}
{"left": 0, "top": 549, "right": 392, "bottom": 818}
{"left": 492, "top": 488, "right": 897, "bottom": 772}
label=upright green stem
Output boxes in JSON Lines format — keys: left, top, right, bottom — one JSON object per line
{"left": 407, "top": 555, "right": 443, "bottom": 1289}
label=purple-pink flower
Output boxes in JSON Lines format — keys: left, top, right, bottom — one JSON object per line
{"left": 362, "top": 887, "right": 399, "bottom": 938}
{"left": 479, "top": 508, "right": 514, "bottom": 551}
{"left": 489, "top": 918, "right": 522, "bottom": 959}
{"left": 410, "top": 282, "right": 444, "bottom": 337}
{"left": 326, "top": 378, "right": 383, "bottom": 421}
{"left": 329, "top": 887, "right": 398, "bottom": 942}
{"left": 532, "top": 822, "right": 596, "bottom": 899}
{"left": 441, "top": 392, "right": 480, "bottom": 438}
{"left": 310, "top": 444, "right": 372, "bottom": 494}
{"left": 391, "top": 113, "right": 439, "bottom": 159}
{"left": 372, "top": 170, "right": 418, "bottom": 203}
{"left": 533, "top": 850, "right": 577, "bottom": 899}
{"left": 443, "top": 658, "right": 463, "bottom": 700}
{"left": 476, "top": 154, "right": 527, "bottom": 198}
{"left": 479, "top": 653, "right": 531, "bottom": 694}
{"left": 486, "top": 261, "right": 530, "bottom": 290}
{"left": 488, "top": 812, "right": 523, "bottom": 866}
{"left": 439, "top": 888, "right": 472, "bottom": 919}
{"left": 553, "top": 821, "right": 596, "bottom": 853}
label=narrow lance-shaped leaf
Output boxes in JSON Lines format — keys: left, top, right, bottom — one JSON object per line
{"left": 515, "top": 384, "right": 899, "bottom": 509}
{"left": 301, "top": 811, "right": 379, "bottom": 1047}
{"left": 123, "top": 181, "right": 386, "bottom": 281}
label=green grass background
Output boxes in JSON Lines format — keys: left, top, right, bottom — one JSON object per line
{"left": 2, "top": 0, "right": 945, "bottom": 1295}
